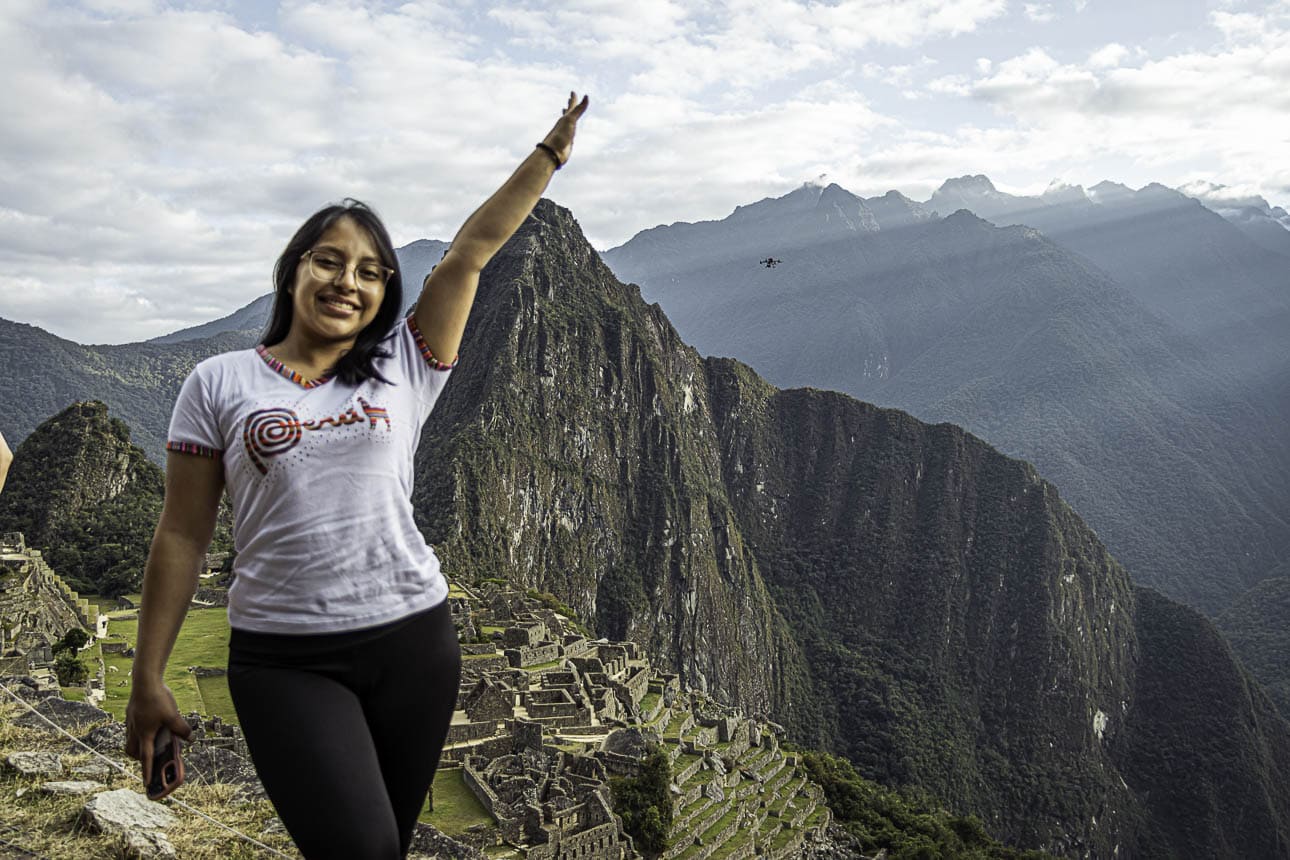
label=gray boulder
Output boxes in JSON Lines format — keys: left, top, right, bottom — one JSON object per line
{"left": 41, "top": 780, "right": 102, "bottom": 796}
{"left": 181, "top": 744, "right": 265, "bottom": 798}
{"left": 5, "top": 751, "right": 64, "bottom": 776}
{"left": 14, "top": 697, "right": 110, "bottom": 731}
{"left": 82, "top": 788, "right": 176, "bottom": 835}
{"left": 81, "top": 721, "right": 128, "bottom": 752}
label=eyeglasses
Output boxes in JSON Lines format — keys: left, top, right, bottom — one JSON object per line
{"left": 302, "top": 249, "right": 393, "bottom": 291}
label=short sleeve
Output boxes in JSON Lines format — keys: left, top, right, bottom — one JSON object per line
{"left": 166, "top": 364, "right": 224, "bottom": 458}
{"left": 398, "top": 315, "right": 457, "bottom": 409}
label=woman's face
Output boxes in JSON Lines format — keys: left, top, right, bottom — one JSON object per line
{"left": 289, "top": 215, "right": 387, "bottom": 349}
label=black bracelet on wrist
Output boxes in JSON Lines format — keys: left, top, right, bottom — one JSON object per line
{"left": 535, "top": 142, "right": 563, "bottom": 170}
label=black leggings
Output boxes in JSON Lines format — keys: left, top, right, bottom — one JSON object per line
{"left": 227, "top": 600, "right": 461, "bottom": 860}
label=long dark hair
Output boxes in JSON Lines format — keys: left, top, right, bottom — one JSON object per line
{"left": 262, "top": 199, "right": 403, "bottom": 386}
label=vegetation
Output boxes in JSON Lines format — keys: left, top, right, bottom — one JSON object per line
{"left": 0, "top": 701, "right": 297, "bottom": 860}
{"left": 0, "top": 401, "right": 233, "bottom": 596}
{"left": 418, "top": 767, "right": 496, "bottom": 835}
{"left": 527, "top": 589, "right": 591, "bottom": 637}
{"left": 804, "top": 752, "right": 1050, "bottom": 859}
{"left": 611, "top": 746, "right": 673, "bottom": 855}
{"left": 100, "top": 607, "right": 235, "bottom": 723}
{"left": 53, "top": 651, "right": 88, "bottom": 686}
{"left": 1214, "top": 575, "right": 1290, "bottom": 718}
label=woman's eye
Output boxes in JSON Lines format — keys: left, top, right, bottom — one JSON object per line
{"left": 315, "top": 256, "right": 342, "bottom": 270}
{"left": 358, "top": 267, "right": 383, "bottom": 282}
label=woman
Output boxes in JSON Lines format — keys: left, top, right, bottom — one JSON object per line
{"left": 126, "top": 92, "right": 589, "bottom": 859}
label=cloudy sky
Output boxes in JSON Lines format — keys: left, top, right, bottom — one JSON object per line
{"left": 2, "top": 0, "right": 1288, "bottom": 343}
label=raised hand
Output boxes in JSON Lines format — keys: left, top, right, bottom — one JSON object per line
{"left": 541, "top": 91, "right": 590, "bottom": 167}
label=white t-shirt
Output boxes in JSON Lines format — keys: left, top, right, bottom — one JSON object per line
{"left": 166, "top": 315, "right": 456, "bottom": 634}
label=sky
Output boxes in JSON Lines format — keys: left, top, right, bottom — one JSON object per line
{"left": 2, "top": 0, "right": 1288, "bottom": 344}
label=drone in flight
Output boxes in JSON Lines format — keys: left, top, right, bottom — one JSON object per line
{"left": 759, "top": 257, "right": 782, "bottom": 268}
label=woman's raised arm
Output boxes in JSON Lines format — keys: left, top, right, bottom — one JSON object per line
{"left": 413, "top": 92, "right": 590, "bottom": 363}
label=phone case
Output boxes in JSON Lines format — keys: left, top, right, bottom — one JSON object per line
{"left": 146, "top": 727, "right": 185, "bottom": 800}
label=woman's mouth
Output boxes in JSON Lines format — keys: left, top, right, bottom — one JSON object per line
{"left": 319, "top": 295, "right": 361, "bottom": 315}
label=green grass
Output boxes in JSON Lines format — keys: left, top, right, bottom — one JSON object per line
{"left": 100, "top": 607, "right": 233, "bottom": 722}
{"left": 60, "top": 686, "right": 87, "bottom": 702}
{"left": 195, "top": 674, "right": 236, "bottom": 722}
{"left": 419, "top": 767, "right": 496, "bottom": 835}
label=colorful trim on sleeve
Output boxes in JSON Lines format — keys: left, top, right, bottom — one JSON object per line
{"left": 406, "top": 315, "right": 459, "bottom": 371}
{"left": 166, "top": 441, "right": 224, "bottom": 459}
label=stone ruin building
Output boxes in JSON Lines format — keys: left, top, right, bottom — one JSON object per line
{"left": 0, "top": 532, "right": 104, "bottom": 699}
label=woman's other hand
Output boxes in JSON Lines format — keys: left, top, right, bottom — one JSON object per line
{"left": 541, "top": 92, "right": 590, "bottom": 166}
{"left": 125, "top": 681, "right": 192, "bottom": 784}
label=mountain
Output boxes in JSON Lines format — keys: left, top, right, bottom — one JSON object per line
{"left": 3, "top": 201, "right": 1289, "bottom": 855}
{"left": 1179, "top": 180, "right": 1290, "bottom": 260}
{"left": 0, "top": 401, "right": 164, "bottom": 595}
{"left": 409, "top": 200, "right": 1290, "bottom": 856}
{"left": 147, "top": 293, "right": 274, "bottom": 344}
{"left": 0, "top": 238, "right": 451, "bottom": 458}
{"left": 1215, "top": 576, "right": 1290, "bottom": 718}
{"left": 926, "top": 176, "right": 1290, "bottom": 368}
{"left": 600, "top": 181, "right": 1290, "bottom": 616}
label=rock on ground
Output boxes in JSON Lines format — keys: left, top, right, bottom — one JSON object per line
{"left": 181, "top": 744, "right": 265, "bottom": 798}
{"left": 80, "top": 721, "right": 128, "bottom": 752}
{"left": 13, "top": 697, "right": 111, "bottom": 731}
{"left": 5, "top": 751, "right": 64, "bottom": 777}
{"left": 82, "top": 788, "right": 176, "bottom": 835}
{"left": 118, "top": 829, "right": 177, "bottom": 859}
{"left": 40, "top": 780, "right": 103, "bottom": 796}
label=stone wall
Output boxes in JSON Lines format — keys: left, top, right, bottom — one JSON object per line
{"left": 507, "top": 642, "right": 561, "bottom": 668}
{"left": 1, "top": 536, "right": 94, "bottom": 653}
{"left": 448, "top": 720, "right": 502, "bottom": 744}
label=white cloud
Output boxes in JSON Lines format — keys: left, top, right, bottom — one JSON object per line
{"left": 1, "top": 0, "right": 1287, "bottom": 343}
{"left": 1024, "top": 3, "right": 1055, "bottom": 23}
{"left": 1088, "top": 43, "right": 1130, "bottom": 68}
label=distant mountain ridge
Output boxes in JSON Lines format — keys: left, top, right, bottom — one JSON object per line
{"left": 601, "top": 176, "right": 1290, "bottom": 617}
{"left": 0, "top": 238, "right": 451, "bottom": 455}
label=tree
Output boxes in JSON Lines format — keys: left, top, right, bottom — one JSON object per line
{"left": 611, "top": 746, "right": 673, "bottom": 855}
{"left": 55, "top": 652, "right": 89, "bottom": 686}
{"left": 52, "top": 628, "right": 90, "bottom": 655}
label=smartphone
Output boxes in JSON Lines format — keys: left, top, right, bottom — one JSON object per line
{"left": 146, "top": 727, "right": 184, "bottom": 800}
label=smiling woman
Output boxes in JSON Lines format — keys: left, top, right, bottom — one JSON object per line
{"left": 125, "top": 92, "right": 590, "bottom": 860}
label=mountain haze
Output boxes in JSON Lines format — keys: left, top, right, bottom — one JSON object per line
{"left": 601, "top": 179, "right": 1290, "bottom": 616}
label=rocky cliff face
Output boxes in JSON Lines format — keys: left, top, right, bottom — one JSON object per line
{"left": 705, "top": 359, "right": 1140, "bottom": 854}
{"left": 414, "top": 204, "right": 804, "bottom": 716}
{"left": 413, "top": 200, "right": 1290, "bottom": 857}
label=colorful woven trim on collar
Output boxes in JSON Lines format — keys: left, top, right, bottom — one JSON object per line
{"left": 405, "top": 316, "right": 459, "bottom": 371}
{"left": 255, "top": 344, "right": 334, "bottom": 389}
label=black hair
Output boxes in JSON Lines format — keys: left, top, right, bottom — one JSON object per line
{"left": 262, "top": 198, "right": 403, "bottom": 386}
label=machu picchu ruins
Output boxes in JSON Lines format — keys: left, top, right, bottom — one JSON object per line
{"left": 1, "top": 551, "right": 833, "bottom": 859}
{"left": 429, "top": 580, "right": 833, "bottom": 858}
